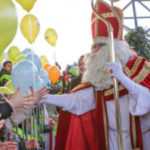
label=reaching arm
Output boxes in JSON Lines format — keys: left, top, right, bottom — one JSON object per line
{"left": 39, "top": 87, "right": 96, "bottom": 115}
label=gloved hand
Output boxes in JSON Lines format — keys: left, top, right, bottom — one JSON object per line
{"left": 106, "top": 62, "right": 141, "bottom": 96}
{"left": 106, "top": 62, "right": 124, "bottom": 82}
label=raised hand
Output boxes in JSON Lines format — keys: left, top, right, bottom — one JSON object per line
{"left": 30, "top": 86, "right": 49, "bottom": 104}
{"left": 25, "top": 138, "right": 39, "bottom": 149}
{"left": 10, "top": 87, "right": 35, "bottom": 108}
{"left": 0, "top": 142, "right": 16, "bottom": 150}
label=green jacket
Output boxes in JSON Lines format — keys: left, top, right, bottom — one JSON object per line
{"left": 0, "top": 69, "right": 11, "bottom": 86}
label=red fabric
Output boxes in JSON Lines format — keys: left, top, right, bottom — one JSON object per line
{"left": 55, "top": 111, "right": 71, "bottom": 150}
{"left": 64, "top": 111, "right": 98, "bottom": 150}
{"left": 91, "top": 1, "right": 123, "bottom": 40}
{"left": 55, "top": 56, "right": 150, "bottom": 150}
{"left": 55, "top": 90, "right": 107, "bottom": 150}
{"left": 135, "top": 117, "right": 143, "bottom": 149}
{"left": 130, "top": 116, "right": 143, "bottom": 150}
{"left": 95, "top": 91, "right": 108, "bottom": 150}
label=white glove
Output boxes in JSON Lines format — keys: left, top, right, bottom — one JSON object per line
{"left": 106, "top": 62, "right": 141, "bottom": 96}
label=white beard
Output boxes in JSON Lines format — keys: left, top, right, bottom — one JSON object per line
{"left": 82, "top": 39, "right": 136, "bottom": 91}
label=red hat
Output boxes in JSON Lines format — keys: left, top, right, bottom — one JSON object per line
{"left": 91, "top": 1, "right": 123, "bottom": 40}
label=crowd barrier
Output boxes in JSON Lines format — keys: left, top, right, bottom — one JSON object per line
{"left": 1, "top": 104, "right": 58, "bottom": 150}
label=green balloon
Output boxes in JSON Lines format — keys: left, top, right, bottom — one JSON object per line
{"left": 8, "top": 46, "right": 20, "bottom": 63}
{"left": 0, "top": 0, "right": 18, "bottom": 55}
{"left": 69, "top": 67, "right": 79, "bottom": 76}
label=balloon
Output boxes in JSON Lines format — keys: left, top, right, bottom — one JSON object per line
{"left": 0, "top": 87, "right": 13, "bottom": 94}
{"left": 45, "top": 28, "right": 58, "bottom": 46}
{"left": 69, "top": 67, "right": 79, "bottom": 76}
{"left": 8, "top": 46, "right": 20, "bottom": 63}
{"left": 40, "top": 55, "right": 48, "bottom": 67}
{"left": 5, "top": 80, "right": 16, "bottom": 93}
{"left": 22, "top": 48, "right": 33, "bottom": 56}
{"left": 15, "top": 54, "right": 25, "bottom": 64}
{"left": 43, "top": 64, "right": 51, "bottom": 72}
{"left": 0, "top": 0, "right": 18, "bottom": 56}
{"left": 16, "top": 0, "right": 36, "bottom": 12}
{"left": 35, "top": 76, "right": 44, "bottom": 91}
{"left": 20, "top": 14, "right": 40, "bottom": 44}
{"left": 38, "top": 69, "right": 49, "bottom": 85}
{"left": 12, "top": 60, "right": 38, "bottom": 94}
{"left": 25, "top": 53, "right": 41, "bottom": 71}
{"left": 48, "top": 66, "right": 60, "bottom": 84}
{"left": 0, "top": 53, "right": 4, "bottom": 64}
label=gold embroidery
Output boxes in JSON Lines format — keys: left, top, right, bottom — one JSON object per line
{"left": 113, "top": 6, "right": 123, "bottom": 40}
{"left": 133, "top": 61, "right": 150, "bottom": 83}
{"left": 123, "top": 57, "right": 143, "bottom": 77}
{"left": 123, "top": 66, "right": 130, "bottom": 77}
{"left": 92, "top": 12, "right": 115, "bottom": 23}
{"left": 104, "top": 58, "right": 150, "bottom": 97}
{"left": 104, "top": 84, "right": 125, "bottom": 97}
{"left": 71, "top": 83, "right": 91, "bottom": 92}
{"left": 145, "top": 61, "right": 150, "bottom": 69}
{"left": 102, "top": 12, "right": 115, "bottom": 18}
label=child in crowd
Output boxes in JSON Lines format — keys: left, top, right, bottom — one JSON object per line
{"left": 0, "top": 60, "right": 13, "bottom": 86}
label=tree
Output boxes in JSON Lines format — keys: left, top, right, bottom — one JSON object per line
{"left": 124, "top": 27, "right": 150, "bottom": 60}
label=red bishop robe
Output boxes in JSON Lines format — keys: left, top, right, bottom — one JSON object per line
{"left": 54, "top": 55, "right": 150, "bottom": 150}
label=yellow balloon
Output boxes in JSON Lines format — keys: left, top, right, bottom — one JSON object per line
{"left": 0, "top": 87, "right": 13, "bottom": 94}
{"left": 16, "top": 0, "right": 36, "bottom": 12}
{"left": 0, "top": 53, "right": 4, "bottom": 64}
{"left": 5, "top": 80, "right": 16, "bottom": 93}
{"left": 40, "top": 55, "right": 48, "bottom": 67}
{"left": 14, "top": 54, "right": 25, "bottom": 64}
{"left": 8, "top": 46, "right": 20, "bottom": 63}
{"left": 20, "top": 14, "right": 40, "bottom": 44}
{"left": 45, "top": 28, "right": 58, "bottom": 46}
{"left": 0, "top": 0, "right": 18, "bottom": 56}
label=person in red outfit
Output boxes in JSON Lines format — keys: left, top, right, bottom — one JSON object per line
{"left": 32, "top": 1, "right": 150, "bottom": 150}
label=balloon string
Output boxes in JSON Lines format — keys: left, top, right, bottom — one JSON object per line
{"left": 53, "top": 50, "right": 56, "bottom": 64}
{"left": 29, "top": 14, "right": 36, "bottom": 90}
{"left": 29, "top": 14, "right": 33, "bottom": 42}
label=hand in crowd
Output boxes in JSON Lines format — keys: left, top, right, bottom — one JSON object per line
{"left": 0, "top": 114, "right": 5, "bottom": 130}
{"left": 25, "top": 138, "right": 39, "bottom": 149}
{"left": 0, "top": 141, "right": 16, "bottom": 150}
{"left": 9, "top": 87, "right": 36, "bottom": 109}
{"left": 30, "top": 86, "right": 49, "bottom": 104}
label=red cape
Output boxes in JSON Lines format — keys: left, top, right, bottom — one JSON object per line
{"left": 55, "top": 56, "right": 150, "bottom": 150}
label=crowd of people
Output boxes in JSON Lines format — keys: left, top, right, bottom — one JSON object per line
{"left": 0, "top": 50, "right": 84, "bottom": 150}
{"left": 0, "top": 60, "right": 49, "bottom": 149}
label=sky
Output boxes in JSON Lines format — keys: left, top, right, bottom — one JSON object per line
{"left": 9, "top": 0, "right": 92, "bottom": 70}
{"left": 6, "top": 0, "right": 150, "bottom": 70}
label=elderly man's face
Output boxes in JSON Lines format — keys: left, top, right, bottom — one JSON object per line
{"left": 91, "top": 42, "right": 106, "bottom": 52}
